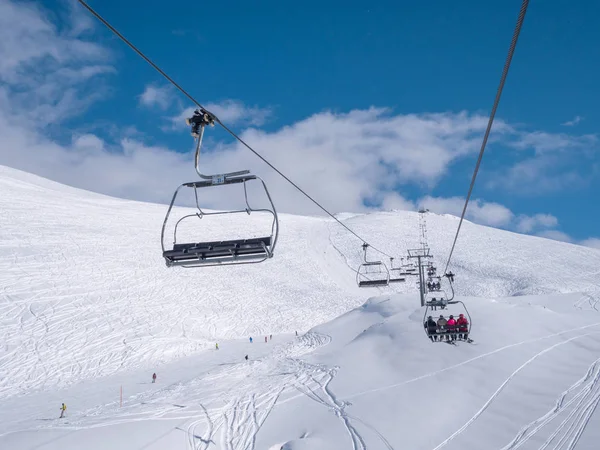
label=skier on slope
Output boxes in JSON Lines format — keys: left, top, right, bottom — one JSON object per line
{"left": 59, "top": 403, "right": 66, "bottom": 418}
{"left": 152, "top": 373, "right": 156, "bottom": 383}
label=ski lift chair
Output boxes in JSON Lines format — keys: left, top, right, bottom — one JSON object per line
{"left": 422, "top": 274, "right": 472, "bottom": 343}
{"left": 388, "top": 258, "right": 406, "bottom": 283}
{"left": 356, "top": 244, "right": 390, "bottom": 287}
{"left": 426, "top": 276, "right": 442, "bottom": 292}
{"left": 423, "top": 299, "right": 472, "bottom": 343}
{"left": 161, "top": 109, "right": 279, "bottom": 268}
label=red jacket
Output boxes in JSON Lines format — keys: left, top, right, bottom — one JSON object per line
{"left": 457, "top": 317, "right": 468, "bottom": 330}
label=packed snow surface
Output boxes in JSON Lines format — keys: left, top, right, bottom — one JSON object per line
{"left": 1, "top": 165, "right": 600, "bottom": 449}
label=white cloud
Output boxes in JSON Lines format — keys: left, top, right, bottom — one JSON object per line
{"left": 0, "top": 0, "right": 114, "bottom": 126}
{"left": 207, "top": 100, "right": 272, "bottom": 127}
{"left": 562, "top": 116, "right": 584, "bottom": 127}
{"left": 536, "top": 230, "right": 573, "bottom": 243}
{"left": 515, "top": 213, "right": 558, "bottom": 233}
{"left": 487, "top": 129, "right": 598, "bottom": 194}
{"left": 418, "top": 196, "right": 514, "bottom": 227}
{"left": 581, "top": 238, "right": 600, "bottom": 250}
{"left": 509, "top": 131, "right": 596, "bottom": 155}
{"left": 208, "top": 109, "right": 507, "bottom": 215}
{"left": 0, "top": 1, "right": 108, "bottom": 83}
{"left": 534, "top": 233, "right": 600, "bottom": 250}
{"left": 380, "top": 193, "right": 416, "bottom": 212}
{"left": 417, "top": 197, "right": 563, "bottom": 239}
{"left": 139, "top": 84, "right": 173, "bottom": 110}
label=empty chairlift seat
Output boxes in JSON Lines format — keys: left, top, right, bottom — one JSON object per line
{"left": 356, "top": 244, "right": 390, "bottom": 288}
{"left": 161, "top": 175, "right": 279, "bottom": 268}
{"left": 161, "top": 108, "right": 279, "bottom": 268}
{"left": 388, "top": 258, "right": 406, "bottom": 283}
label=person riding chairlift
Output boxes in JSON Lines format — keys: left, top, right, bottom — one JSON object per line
{"left": 446, "top": 315, "right": 457, "bottom": 341}
{"left": 425, "top": 316, "right": 438, "bottom": 341}
{"left": 437, "top": 315, "right": 447, "bottom": 336}
{"left": 457, "top": 313, "right": 469, "bottom": 340}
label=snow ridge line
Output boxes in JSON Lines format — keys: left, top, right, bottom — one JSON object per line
{"left": 345, "top": 322, "right": 600, "bottom": 401}
{"left": 431, "top": 330, "right": 600, "bottom": 450}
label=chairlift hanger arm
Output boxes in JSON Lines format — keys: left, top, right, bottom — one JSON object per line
{"left": 187, "top": 110, "right": 249, "bottom": 181}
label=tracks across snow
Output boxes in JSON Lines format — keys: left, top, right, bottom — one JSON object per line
{"left": 31, "top": 332, "right": 336, "bottom": 450}
{"left": 294, "top": 366, "right": 366, "bottom": 450}
{"left": 431, "top": 331, "right": 600, "bottom": 450}
{"left": 500, "top": 356, "right": 600, "bottom": 450}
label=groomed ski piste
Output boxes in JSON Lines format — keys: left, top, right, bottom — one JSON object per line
{"left": 2, "top": 164, "right": 600, "bottom": 450}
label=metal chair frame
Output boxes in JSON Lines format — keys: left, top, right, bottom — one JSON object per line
{"left": 356, "top": 244, "right": 390, "bottom": 288}
{"left": 161, "top": 111, "right": 279, "bottom": 268}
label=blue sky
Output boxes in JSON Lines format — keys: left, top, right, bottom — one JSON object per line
{"left": 0, "top": 0, "right": 598, "bottom": 247}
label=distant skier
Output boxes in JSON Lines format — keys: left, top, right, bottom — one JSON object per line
{"left": 245, "top": 355, "right": 248, "bottom": 361}
{"left": 215, "top": 343, "right": 219, "bottom": 350}
{"left": 265, "top": 336, "right": 268, "bottom": 343}
{"left": 457, "top": 314, "right": 469, "bottom": 340}
{"left": 249, "top": 337, "right": 253, "bottom": 343}
{"left": 59, "top": 403, "right": 66, "bottom": 418}
{"left": 425, "top": 316, "right": 438, "bottom": 341}
{"left": 295, "top": 331, "right": 298, "bottom": 337}
{"left": 152, "top": 373, "right": 156, "bottom": 383}
{"left": 269, "top": 334, "right": 272, "bottom": 340}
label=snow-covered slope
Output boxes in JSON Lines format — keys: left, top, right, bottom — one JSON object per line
{"left": 2, "top": 294, "right": 600, "bottom": 449}
{"left": 1, "top": 165, "right": 600, "bottom": 449}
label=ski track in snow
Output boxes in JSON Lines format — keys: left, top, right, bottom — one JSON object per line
{"left": 30, "top": 330, "right": 333, "bottom": 450}
{"left": 345, "top": 322, "right": 600, "bottom": 401}
{"left": 431, "top": 331, "right": 600, "bottom": 450}
{"left": 294, "top": 367, "right": 367, "bottom": 450}
{"left": 500, "top": 357, "right": 600, "bottom": 450}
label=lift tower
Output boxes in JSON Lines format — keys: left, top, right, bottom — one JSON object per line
{"left": 407, "top": 247, "right": 433, "bottom": 307}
